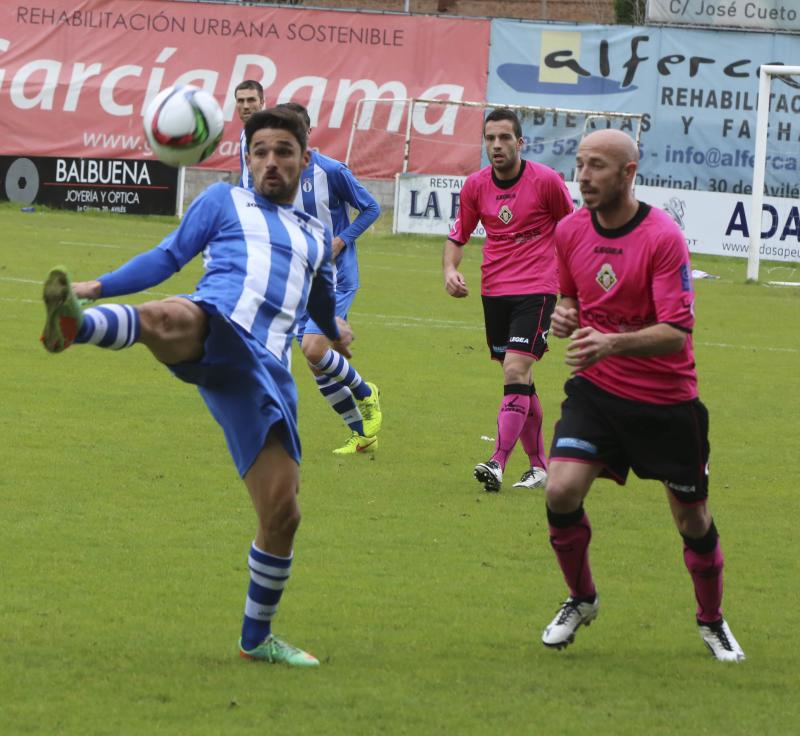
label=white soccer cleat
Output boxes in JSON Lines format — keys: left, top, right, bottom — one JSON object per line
{"left": 474, "top": 459, "right": 503, "bottom": 492}
{"left": 542, "top": 596, "right": 600, "bottom": 649}
{"left": 699, "top": 619, "right": 746, "bottom": 662}
{"left": 513, "top": 466, "right": 548, "bottom": 489}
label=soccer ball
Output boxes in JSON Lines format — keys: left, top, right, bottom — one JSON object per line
{"left": 143, "top": 85, "right": 224, "bottom": 167}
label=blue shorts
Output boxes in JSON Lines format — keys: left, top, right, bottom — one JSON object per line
{"left": 297, "top": 288, "right": 357, "bottom": 339}
{"left": 167, "top": 303, "right": 300, "bottom": 477}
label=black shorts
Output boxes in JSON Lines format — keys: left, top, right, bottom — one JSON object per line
{"left": 550, "top": 377, "right": 710, "bottom": 504}
{"left": 481, "top": 293, "right": 556, "bottom": 362}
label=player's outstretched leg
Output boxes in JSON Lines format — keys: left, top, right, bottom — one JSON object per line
{"left": 41, "top": 267, "right": 84, "bottom": 353}
{"left": 698, "top": 619, "right": 745, "bottom": 662}
{"left": 541, "top": 595, "right": 600, "bottom": 649}
{"left": 239, "top": 634, "right": 319, "bottom": 667}
{"left": 42, "top": 266, "right": 142, "bottom": 354}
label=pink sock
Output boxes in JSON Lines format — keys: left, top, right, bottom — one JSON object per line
{"left": 684, "top": 542, "right": 724, "bottom": 624}
{"left": 519, "top": 392, "right": 547, "bottom": 469}
{"left": 549, "top": 513, "right": 596, "bottom": 599}
{"left": 491, "top": 390, "right": 530, "bottom": 469}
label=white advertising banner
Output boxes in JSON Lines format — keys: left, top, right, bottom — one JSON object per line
{"left": 393, "top": 173, "right": 800, "bottom": 263}
{"left": 647, "top": 0, "right": 800, "bottom": 33}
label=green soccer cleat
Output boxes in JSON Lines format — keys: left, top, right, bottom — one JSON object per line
{"left": 239, "top": 635, "right": 320, "bottom": 667}
{"left": 332, "top": 432, "right": 378, "bottom": 455}
{"left": 357, "top": 381, "right": 382, "bottom": 437}
{"left": 41, "top": 267, "right": 84, "bottom": 353}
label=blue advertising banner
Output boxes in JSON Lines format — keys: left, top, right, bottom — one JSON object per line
{"left": 487, "top": 21, "right": 800, "bottom": 196}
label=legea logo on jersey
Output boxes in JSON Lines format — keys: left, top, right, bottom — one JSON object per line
{"left": 302, "top": 179, "right": 313, "bottom": 193}
{"left": 498, "top": 205, "right": 513, "bottom": 224}
{"left": 596, "top": 263, "right": 617, "bottom": 291}
{"left": 496, "top": 31, "right": 637, "bottom": 96}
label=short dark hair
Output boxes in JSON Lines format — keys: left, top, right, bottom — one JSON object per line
{"left": 245, "top": 107, "right": 307, "bottom": 151}
{"left": 234, "top": 80, "right": 263, "bottom": 99}
{"left": 277, "top": 102, "right": 311, "bottom": 131}
{"left": 484, "top": 107, "right": 522, "bottom": 139}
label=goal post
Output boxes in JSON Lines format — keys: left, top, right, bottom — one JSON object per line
{"left": 345, "top": 97, "right": 645, "bottom": 182}
{"left": 748, "top": 64, "right": 800, "bottom": 284}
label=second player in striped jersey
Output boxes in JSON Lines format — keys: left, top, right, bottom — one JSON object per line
{"left": 234, "top": 80, "right": 264, "bottom": 189}
{"left": 279, "top": 102, "right": 383, "bottom": 456}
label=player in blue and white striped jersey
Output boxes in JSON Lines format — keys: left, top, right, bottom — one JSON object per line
{"left": 40, "top": 108, "right": 352, "bottom": 668}
{"left": 278, "top": 102, "right": 383, "bottom": 455}
{"left": 234, "top": 80, "right": 263, "bottom": 189}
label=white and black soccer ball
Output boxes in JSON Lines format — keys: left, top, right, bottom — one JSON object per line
{"left": 144, "top": 85, "right": 224, "bottom": 167}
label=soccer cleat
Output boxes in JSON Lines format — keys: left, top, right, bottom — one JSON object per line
{"left": 698, "top": 619, "right": 745, "bottom": 662}
{"left": 41, "top": 267, "right": 84, "bottom": 353}
{"left": 542, "top": 595, "right": 600, "bottom": 649}
{"left": 333, "top": 432, "right": 378, "bottom": 455}
{"left": 239, "top": 635, "right": 320, "bottom": 667}
{"left": 474, "top": 459, "right": 503, "bottom": 492}
{"left": 357, "top": 382, "right": 382, "bottom": 437}
{"left": 513, "top": 466, "right": 548, "bottom": 489}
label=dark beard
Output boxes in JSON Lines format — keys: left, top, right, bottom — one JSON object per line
{"left": 257, "top": 177, "right": 298, "bottom": 205}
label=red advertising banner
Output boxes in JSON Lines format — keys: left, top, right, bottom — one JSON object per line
{"left": 1, "top": 0, "right": 489, "bottom": 177}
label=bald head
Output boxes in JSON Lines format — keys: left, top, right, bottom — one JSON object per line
{"left": 575, "top": 129, "right": 639, "bottom": 222}
{"left": 579, "top": 129, "right": 639, "bottom": 166}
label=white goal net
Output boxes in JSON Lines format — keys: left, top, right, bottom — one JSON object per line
{"left": 748, "top": 64, "right": 800, "bottom": 285}
{"left": 345, "top": 98, "right": 645, "bottom": 182}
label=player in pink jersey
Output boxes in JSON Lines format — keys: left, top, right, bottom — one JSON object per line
{"left": 443, "top": 108, "right": 573, "bottom": 493}
{"left": 540, "top": 129, "right": 744, "bottom": 662}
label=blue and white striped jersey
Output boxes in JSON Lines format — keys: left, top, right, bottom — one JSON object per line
{"left": 292, "top": 151, "right": 380, "bottom": 292}
{"left": 238, "top": 129, "right": 250, "bottom": 189}
{"left": 160, "top": 182, "right": 334, "bottom": 367}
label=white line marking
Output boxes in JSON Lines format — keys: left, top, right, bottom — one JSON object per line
{"left": 350, "top": 311, "right": 476, "bottom": 327}
{"left": 697, "top": 341, "right": 798, "bottom": 354}
{"left": 2, "top": 277, "right": 41, "bottom": 285}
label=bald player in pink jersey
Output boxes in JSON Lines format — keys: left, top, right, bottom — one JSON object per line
{"left": 443, "top": 108, "right": 573, "bottom": 493}
{"left": 539, "top": 129, "right": 744, "bottom": 662}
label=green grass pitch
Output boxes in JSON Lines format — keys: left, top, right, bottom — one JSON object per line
{"left": 1, "top": 201, "right": 798, "bottom": 735}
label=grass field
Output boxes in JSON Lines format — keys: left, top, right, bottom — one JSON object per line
{"left": 1, "top": 201, "right": 799, "bottom": 735}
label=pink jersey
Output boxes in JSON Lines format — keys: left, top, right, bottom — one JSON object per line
{"left": 556, "top": 203, "right": 697, "bottom": 404}
{"left": 449, "top": 160, "right": 573, "bottom": 296}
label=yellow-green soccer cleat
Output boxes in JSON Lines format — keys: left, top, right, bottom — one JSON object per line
{"left": 239, "top": 635, "right": 319, "bottom": 667}
{"left": 41, "top": 267, "right": 84, "bottom": 353}
{"left": 357, "top": 382, "right": 382, "bottom": 437}
{"left": 332, "top": 432, "right": 378, "bottom": 455}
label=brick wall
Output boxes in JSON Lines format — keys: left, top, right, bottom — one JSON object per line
{"left": 288, "top": 0, "right": 616, "bottom": 24}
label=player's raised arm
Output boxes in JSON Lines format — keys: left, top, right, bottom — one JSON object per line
{"left": 72, "top": 184, "right": 225, "bottom": 301}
